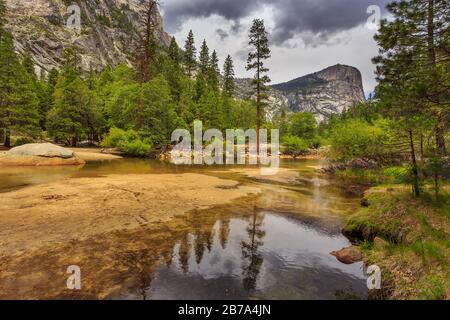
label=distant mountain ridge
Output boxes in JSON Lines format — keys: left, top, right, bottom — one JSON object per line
{"left": 271, "top": 64, "right": 366, "bottom": 122}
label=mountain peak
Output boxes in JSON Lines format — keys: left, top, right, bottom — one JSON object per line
{"left": 270, "top": 64, "right": 366, "bottom": 122}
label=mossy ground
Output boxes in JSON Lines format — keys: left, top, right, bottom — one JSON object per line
{"left": 343, "top": 184, "right": 450, "bottom": 300}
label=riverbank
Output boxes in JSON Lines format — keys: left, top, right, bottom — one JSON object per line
{"left": 69, "top": 147, "right": 123, "bottom": 161}
{"left": 0, "top": 146, "right": 122, "bottom": 166}
{"left": 343, "top": 185, "right": 450, "bottom": 300}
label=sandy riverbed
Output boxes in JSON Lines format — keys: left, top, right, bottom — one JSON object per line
{"left": 0, "top": 173, "right": 260, "bottom": 256}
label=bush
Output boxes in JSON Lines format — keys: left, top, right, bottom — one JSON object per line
{"left": 101, "top": 128, "right": 152, "bottom": 157}
{"left": 383, "top": 166, "right": 410, "bottom": 184}
{"left": 13, "top": 137, "right": 35, "bottom": 146}
{"left": 282, "top": 135, "right": 309, "bottom": 153}
{"left": 289, "top": 112, "right": 317, "bottom": 140}
{"left": 117, "top": 139, "right": 152, "bottom": 157}
{"left": 329, "top": 119, "right": 391, "bottom": 161}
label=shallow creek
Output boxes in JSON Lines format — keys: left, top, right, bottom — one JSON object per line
{"left": 0, "top": 159, "right": 367, "bottom": 299}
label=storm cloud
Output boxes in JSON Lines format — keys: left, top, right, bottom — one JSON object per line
{"left": 162, "top": 0, "right": 390, "bottom": 46}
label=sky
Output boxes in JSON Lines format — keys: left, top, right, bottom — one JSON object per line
{"left": 160, "top": 0, "right": 392, "bottom": 97}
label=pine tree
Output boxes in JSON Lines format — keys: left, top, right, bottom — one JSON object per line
{"left": 199, "top": 40, "right": 210, "bottom": 75}
{"left": 0, "top": 31, "right": 39, "bottom": 147}
{"left": 168, "top": 36, "right": 181, "bottom": 65}
{"left": 223, "top": 54, "right": 235, "bottom": 96}
{"left": 183, "top": 30, "right": 197, "bottom": 77}
{"left": 133, "top": 0, "right": 160, "bottom": 83}
{"left": 373, "top": 0, "right": 450, "bottom": 196}
{"left": 47, "top": 48, "right": 100, "bottom": 147}
{"left": 246, "top": 19, "right": 271, "bottom": 152}
{"left": 21, "top": 50, "right": 54, "bottom": 131}
{"left": 22, "top": 49, "right": 37, "bottom": 83}
{"left": 208, "top": 50, "right": 220, "bottom": 91}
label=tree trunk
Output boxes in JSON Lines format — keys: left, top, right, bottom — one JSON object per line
{"left": 436, "top": 114, "right": 446, "bottom": 156}
{"left": 409, "top": 130, "right": 420, "bottom": 197}
{"left": 427, "top": 0, "right": 446, "bottom": 156}
{"left": 71, "top": 135, "right": 77, "bottom": 148}
{"left": 0, "top": 128, "right": 4, "bottom": 145}
{"left": 420, "top": 132, "right": 424, "bottom": 164}
{"left": 4, "top": 127, "right": 11, "bottom": 148}
{"left": 256, "top": 40, "right": 261, "bottom": 156}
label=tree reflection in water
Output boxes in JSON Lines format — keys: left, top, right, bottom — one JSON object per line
{"left": 219, "top": 218, "right": 231, "bottom": 249}
{"left": 241, "top": 208, "right": 266, "bottom": 291}
{"left": 118, "top": 249, "right": 156, "bottom": 300}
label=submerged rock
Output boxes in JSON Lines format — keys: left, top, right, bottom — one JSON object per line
{"left": 330, "top": 246, "right": 363, "bottom": 264}
{"left": 0, "top": 143, "right": 85, "bottom": 166}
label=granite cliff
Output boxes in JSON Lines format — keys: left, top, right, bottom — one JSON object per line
{"left": 3, "top": 0, "right": 170, "bottom": 74}
{"left": 272, "top": 64, "right": 366, "bottom": 122}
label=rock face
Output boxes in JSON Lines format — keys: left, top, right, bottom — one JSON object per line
{"left": 272, "top": 64, "right": 366, "bottom": 122}
{"left": 233, "top": 78, "right": 290, "bottom": 121}
{"left": 4, "top": 0, "right": 171, "bottom": 74}
{"left": 236, "top": 65, "right": 366, "bottom": 122}
{"left": 0, "top": 143, "right": 85, "bottom": 166}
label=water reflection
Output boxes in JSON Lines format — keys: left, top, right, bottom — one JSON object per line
{"left": 114, "top": 211, "right": 367, "bottom": 300}
{"left": 241, "top": 209, "right": 265, "bottom": 291}
{"left": 0, "top": 159, "right": 367, "bottom": 300}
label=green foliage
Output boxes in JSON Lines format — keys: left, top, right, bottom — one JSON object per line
{"left": 223, "top": 55, "right": 235, "bottom": 96}
{"left": 0, "top": 29, "right": 39, "bottom": 146}
{"left": 47, "top": 73, "right": 99, "bottom": 146}
{"left": 419, "top": 275, "right": 446, "bottom": 300}
{"left": 281, "top": 135, "right": 309, "bottom": 153}
{"left": 288, "top": 112, "right": 317, "bottom": 140}
{"left": 183, "top": 30, "right": 196, "bottom": 77}
{"left": 101, "top": 127, "right": 152, "bottom": 157}
{"left": 13, "top": 136, "right": 35, "bottom": 146}
{"left": 329, "top": 118, "right": 392, "bottom": 161}
{"left": 247, "top": 19, "right": 271, "bottom": 130}
{"left": 383, "top": 166, "right": 410, "bottom": 184}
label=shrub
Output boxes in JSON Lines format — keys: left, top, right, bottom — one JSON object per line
{"left": 329, "top": 119, "right": 391, "bottom": 161}
{"left": 13, "top": 137, "right": 35, "bottom": 146}
{"left": 282, "top": 135, "right": 309, "bottom": 153}
{"left": 383, "top": 166, "right": 410, "bottom": 184}
{"left": 101, "top": 128, "right": 152, "bottom": 157}
{"left": 289, "top": 112, "right": 317, "bottom": 140}
{"left": 117, "top": 139, "right": 152, "bottom": 157}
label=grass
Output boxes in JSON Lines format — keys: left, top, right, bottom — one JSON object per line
{"left": 333, "top": 166, "right": 412, "bottom": 186}
{"left": 343, "top": 184, "right": 450, "bottom": 300}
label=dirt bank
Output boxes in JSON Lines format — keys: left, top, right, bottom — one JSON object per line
{"left": 343, "top": 186, "right": 450, "bottom": 300}
{"left": 0, "top": 173, "right": 260, "bottom": 256}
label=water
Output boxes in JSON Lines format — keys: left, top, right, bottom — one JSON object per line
{"left": 0, "top": 158, "right": 367, "bottom": 299}
{"left": 124, "top": 213, "right": 367, "bottom": 300}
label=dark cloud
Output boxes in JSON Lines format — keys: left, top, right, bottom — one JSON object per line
{"left": 162, "top": 0, "right": 390, "bottom": 46}
{"left": 162, "top": 0, "right": 261, "bottom": 32}
{"left": 216, "top": 28, "right": 229, "bottom": 41}
{"left": 270, "top": 0, "right": 391, "bottom": 46}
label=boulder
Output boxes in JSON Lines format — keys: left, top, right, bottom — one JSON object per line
{"left": 330, "top": 246, "right": 363, "bottom": 264}
{"left": 8, "top": 143, "right": 75, "bottom": 158}
{"left": 0, "top": 143, "right": 85, "bottom": 166}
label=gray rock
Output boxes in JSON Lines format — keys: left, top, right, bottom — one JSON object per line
{"left": 8, "top": 143, "right": 75, "bottom": 159}
{"left": 234, "top": 64, "right": 366, "bottom": 123}
{"left": 4, "top": 0, "right": 171, "bottom": 74}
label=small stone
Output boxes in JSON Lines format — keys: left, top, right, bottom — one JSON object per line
{"left": 374, "top": 237, "right": 388, "bottom": 247}
{"left": 331, "top": 246, "right": 363, "bottom": 264}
